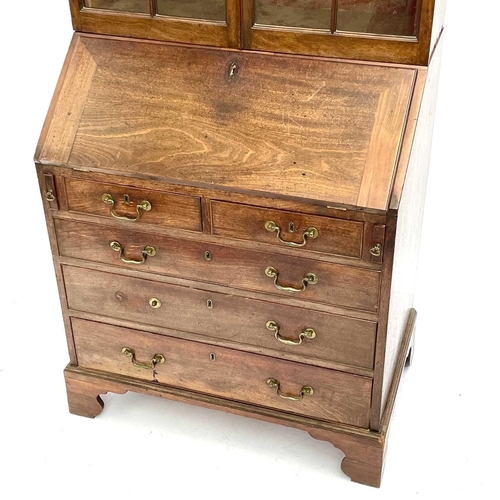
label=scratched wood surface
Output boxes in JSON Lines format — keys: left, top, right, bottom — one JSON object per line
{"left": 36, "top": 34, "right": 418, "bottom": 211}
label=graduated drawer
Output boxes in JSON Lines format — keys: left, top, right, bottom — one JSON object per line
{"left": 212, "top": 201, "right": 363, "bottom": 259}
{"left": 56, "top": 219, "right": 380, "bottom": 312}
{"left": 71, "top": 318, "right": 372, "bottom": 427}
{"left": 64, "top": 178, "right": 202, "bottom": 232}
{"left": 63, "top": 266, "right": 376, "bottom": 370}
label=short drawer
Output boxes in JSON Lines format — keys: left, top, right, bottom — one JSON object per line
{"left": 63, "top": 266, "right": 377, "bottom": 370}
{"left": 212, "top": 201, "right": 364, "bottom": 259}
{"left": 71, "top": 318, "right": 372, "bottom": 427}
{"left": 64, "top": 178, "right": 202, "bottom": 232}
{"left": 56, "top": 219, "right": 381, "bottom": 312}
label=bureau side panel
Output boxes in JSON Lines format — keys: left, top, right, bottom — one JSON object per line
{"left": 378, "top": 37, "right": 444, "bottom": 420}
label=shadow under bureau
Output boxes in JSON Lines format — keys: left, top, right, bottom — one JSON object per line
{"left": 36, "top": 0, "right": 445, "bottom": 486}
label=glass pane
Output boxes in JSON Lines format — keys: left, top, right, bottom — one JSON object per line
{"left": 157, "top": 0, "right": 226, "bottom": 21}
{"left": 84, "top": 0, "right": 150, "bottom": 13}
{"left": 336, "top": 0, "right": 419, "bottom": 37}
{"left": 255, "top": 0, "right": 331, "bottom": 31}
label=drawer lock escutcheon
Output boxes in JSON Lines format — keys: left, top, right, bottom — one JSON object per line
{"left": 110, "top": 241, "right": 156, "bottom": 265}
{"left": 265, "top": 220, "right": 318, "bottom": 248}
{"left": 121, "top": 347, "right": 165, "bottom": 370}
{"left": 149, "top": 298, "right": 161, "bottom": 309}
{"left": 102, "top": 193, "right": 152, "bottom": 222}
{"left": 266, "top": 321, "right": 316, "bottom": 346}
{"left": 266, "top": 378, "right": 314, "bottom": 401}
{"left": 265, "top": 266, "right": 318, "bottom": 293}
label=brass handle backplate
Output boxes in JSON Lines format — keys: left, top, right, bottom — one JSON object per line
{"left": 266, "top": 378, "right": 314, "bottom": 401}
{"left": 265, "top": 221, "right": 318, "bottom": 248}
{"left": 265, "top": 266, "right": 318, "bottom": 293}
{"left": 110, "top": 240, "right": 156, "bottom": 265}
{"left": 266, "top": 321, "right": 316, "bottom": 346}
{"left": 122, "top": 347, "right": 165, "bottom": 370}
{"left": 102, "top": 193, "right": 152, "bottom": 221}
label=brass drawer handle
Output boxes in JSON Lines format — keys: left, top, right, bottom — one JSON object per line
{"left": 122, "top": 347, "right": 165, "bottom": 370}
{"left": 110, "top": 240, "right": 156, "bottom": 265}
{"left": 370, "top": 243, "right": 382, "bottom": 257}
{"left": 266, "top": 378, "right": 314, "bottom": 401}
{"left": 266, "top": 321, "right": 316, "bottom": 346}
{"left": 265, "top": 266, "right": 318, "bottom": 293}
{"left": 102, "top": 193, "right": 152, "bottom": 222}
{"left": 265, "top": 221, "right": 318, "bottom": 248}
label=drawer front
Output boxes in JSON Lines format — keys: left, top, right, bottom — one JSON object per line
{"left": 71, "top": 318, "right": 372, "bottom": 427}
{"left": 65, "top": 178, "right": 202, "bottom": 232}
{"left": 56, "top": 219, "right": 380, "bottom": 311}
{"left": 63, "top": 266, "right": 377, "bottom": 370}
{"left": 212, "top": 201, "right": 364, "bottom": 259}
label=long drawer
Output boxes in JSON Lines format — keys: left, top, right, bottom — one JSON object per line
{"left": 63, "top": 265, "right": 377, "bottom": 370}
{"left": 55, "top": 219, "right": 381, "bottom": 312}
{"left": 71, "top": 318, "right": 372, "bottom": 427}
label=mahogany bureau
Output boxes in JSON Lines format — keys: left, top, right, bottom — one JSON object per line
{"left": 35, "top": 0, "right": 446, "bottom": 487}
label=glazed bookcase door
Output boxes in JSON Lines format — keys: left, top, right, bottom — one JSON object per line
{"left": 242, "top": 0, "right": 436, "bottom": 64}
{"left": 71, "top": 0, "right": 241, "bottom": 48}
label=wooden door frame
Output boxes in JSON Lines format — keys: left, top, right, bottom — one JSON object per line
{"left": 69, "top": 0, "right": 241, "bottom": 48}
{"left": 241, "top": 0, "right": 436, "bottom": 65}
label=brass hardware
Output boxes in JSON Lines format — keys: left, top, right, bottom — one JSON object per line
{"left": 123, "top": 194, "right": 130, "bottom": 205}
{"left": 102, "top": 193, "right": 152, "bottom": 221}
{"left": 370, "top": 243, "right": 382, "bottom": 257}
{"left": 265, "top": 266, "right": 318, "bottom": 293}
{"left": 204, "top": 250, "right": 212, "bottom": 262}
{"left": 206, "top": 299, "right": 213, "bottom": 309}
{"left": 45, "top": 189, "right": 56, "bottom": 202}
{"left": 149, "top": 298, "right": 161, "bottom": 309}
{"left": 209, "top": 353, "right": 216, "bottom": 361}
{"left": 228, "top": 61, "right": 239, "bottom": 77}
{"left": 110, "top": 241, "right": 156, "bottom": 265}
{"left": 326, "top": 206, "right": 347, "bottom": 211}
{"left": 264, "top": 221, "right": 318, "bottom": 247}
{"left": 288, "top": 222, "right": 295, "bottom": 233}
{"left": 266, "top": 321, "right": 316, "bottom": 346}
{"left": 121, "top": 347, "right": 165, "bottom": 370}
{"left": 266, "top": 378, "right": 314, "bottom": 401}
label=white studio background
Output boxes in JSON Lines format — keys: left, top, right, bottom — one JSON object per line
{"left": 0, "top": 2, "right": 499, "bottom": 499}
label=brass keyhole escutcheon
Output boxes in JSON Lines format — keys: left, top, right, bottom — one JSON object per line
{"left": 228, "top": 61, "right": 239, "bottom": 77}
{"left": 149, "top": 298, "right": 161, "bottom": 309}
{"left": 207, "top": 299, "right": 213, "bottom": 309}
{"left": 123, "top": 194, "right": 131, "bottom": 205}
{"left": 209, "top": 353, "right": 216, "bottom": 361}
{"left": 288, "top": 222, "right": 295, "bottom": 233}
{"left": 204, "top": 250, "right": 212, "bottom": 262}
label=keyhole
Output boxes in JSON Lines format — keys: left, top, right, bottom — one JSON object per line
{"left": 228, "top": 61, "right": 239, "bottom": 77}
{"left": 288, "top": 222, "right": 295, "bottom": 233}
{"left": 207, "top": 299, "right": 213, "bottom": 309}
{"left": 123, "top": 194, "right": 130, "bottom": 205}
{"left": 149, "top": 298, "right": 161, "bottom": 309}
{"left": 209, "top": 353, "right": 216, "bottom": 361}
{"left": 204, "top": 250, "right": 212, "bottom": 262}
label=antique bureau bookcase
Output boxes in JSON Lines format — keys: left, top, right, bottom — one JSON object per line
{"left": 35, "top": 0, "right": 446, "bottom": 487}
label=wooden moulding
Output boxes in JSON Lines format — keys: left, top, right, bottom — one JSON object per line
{"left": 65, "top": 308, "right": 417, "bottom": 487}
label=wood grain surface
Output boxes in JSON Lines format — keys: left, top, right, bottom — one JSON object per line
{"left": 36, "top": 34, "right": 418, "bottom": 211}
{"left": 63, "top": 265, "right": 377, "bottom": 370}
{"left": 71, "top": 318, "right": 373, "bottom": 426}
{"left": 55, "top": 218, "right": 381, "bottom": 311}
